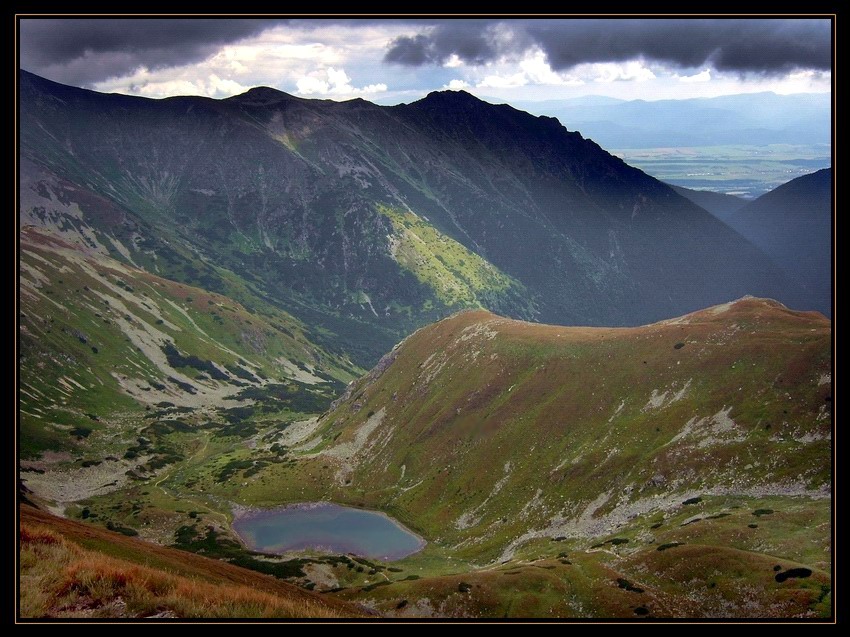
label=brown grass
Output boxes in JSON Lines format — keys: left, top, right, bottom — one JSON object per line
{"left": 19, "top": 506, "right": 370, "bottom": 619}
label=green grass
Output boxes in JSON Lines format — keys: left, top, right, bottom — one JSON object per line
{"left": 19, "top": 227, "right": 358, "bottom": 460}
{"left": 377, "top": 205, "right": 529, "bottom": 310}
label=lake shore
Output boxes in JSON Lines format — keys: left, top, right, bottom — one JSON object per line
{"left": 230, "top": 501, "right": 426, "bottom": 561}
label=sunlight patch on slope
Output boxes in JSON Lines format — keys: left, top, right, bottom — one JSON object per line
{"left": 378, "top": 205, "right": 525, "bottom": 308}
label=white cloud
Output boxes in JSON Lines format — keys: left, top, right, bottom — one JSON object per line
{"left": 83, "top": 22, "right": 831, "bottom": 104}
{"left": 477, "top": 72, "right": 528, "bottom": 89}
{"left": 519, "top": 50, "right": 582, "bottom": 85}
{"left": 443, "top": 79, "right": 469, "bottom": 90}
{"left": 443, "top": 54, "right": 463, "bottom": 68}
{"left": 91, "top": 23, "right": 405, "bottom": 99}
{"left": 296, "top": 67, "right": 386, "bottom": 97}
{"left": 473, "top": 50, "right": 584, "bottom": 90}
{"left": 678, "top": 68, "right": 711, "bottom": 83}
{"left": 583, "top": 60, "right": 657, "bottom": 83}
{"left": 208, "top": 74, "right": 248, "bottom": 96}
{"left": 295, "top": 75, "right": 330, "bottom": 95}
{"left": 94, "top": 66, "right": 249, "bottom": 99}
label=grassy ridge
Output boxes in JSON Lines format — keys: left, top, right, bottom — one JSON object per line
{"left": 223, "top": 298, "right": 832, "bottom": 617}
{"left": 249, "top": 299, "right": 830, "bottom": 558}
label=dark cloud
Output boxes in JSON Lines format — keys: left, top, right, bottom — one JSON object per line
{"left": 385, "top": 21, "right": 503, "bottom": 66}
{"left": 19, "top": 18, "right": 831, "bottom": 89}
{"left": 385, "top": 19, "right": 832, "bottom": 75}
{"left": 19, "top": 18, "right": 285, "bottom": 86}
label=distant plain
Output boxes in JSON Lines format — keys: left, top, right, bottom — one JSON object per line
{"left": 614, "top": 144, "right": 831, "bottom": 199}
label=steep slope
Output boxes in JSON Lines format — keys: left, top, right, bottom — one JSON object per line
{"left": 20, "top": 70, "right": 806, "bottom": 355}
{"left": 19, "top": 227, "right": 356, "bottom": 448}
{"left": 18, "top": 72, "right": 531, "bottom": 365}
{"left": 19, "top": 222, "right": 361, "bottom": 527}
{"left": 668, "top": 184, "right": 747, "bottom": 221}
{"left": 723, "top": 169, "right": 832, "bottom": 316}
{"left": 19, "top": 505, "right": 369, "bottom": 619}
{"left": 388, "top": 92, "right": 806, "bottom": 324}
{"left": 250, "top": 300, "right": 827, "bottom": 535}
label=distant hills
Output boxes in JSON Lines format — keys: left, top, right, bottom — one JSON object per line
{"left": 513, "top": 92, "right": 831, "bottom": 149}
{"left": 668, "top": 184, "right": 747, "bottom": 221}
{"left": 720, "top": 169, "right": 832, "bottom": 316}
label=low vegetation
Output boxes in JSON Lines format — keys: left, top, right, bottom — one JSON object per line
{"left": 19, "top": 506, "right": 367, "bottom": 619}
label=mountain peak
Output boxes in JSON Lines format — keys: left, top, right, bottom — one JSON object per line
{"left": 415, "top": 89, "right": 486, "bottom": 107}
{"left": 227, "top": 86, "right": 295, "bottom": 105}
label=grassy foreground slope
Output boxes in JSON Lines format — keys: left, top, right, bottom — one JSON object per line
{"left": 19, "top": 505, "right": 369, "bottom": 619}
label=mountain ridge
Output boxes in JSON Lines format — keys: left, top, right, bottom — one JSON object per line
{"left": 19, "top": 68, "right": 809, "bottom": 355}
{"left": 235, "top": 296, "right": 829, "bottom": 554}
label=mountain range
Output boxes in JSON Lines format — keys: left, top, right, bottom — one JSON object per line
{"left": 18, "top": 71, "right": 832, "bottom": 619}
{"left": 20, "top": 70, "right": 812, "bottom": 367}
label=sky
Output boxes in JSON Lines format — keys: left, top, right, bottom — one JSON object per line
{"left": 19, "top": 17, "right": 832, "bottom": 104}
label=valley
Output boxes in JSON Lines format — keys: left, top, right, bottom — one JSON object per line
{"left": 20, "top": 295, "right": 832, "bottom": 618}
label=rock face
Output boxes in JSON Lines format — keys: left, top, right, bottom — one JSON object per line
{"left": 20, "top": 71, "right": 808, "bottom": 366}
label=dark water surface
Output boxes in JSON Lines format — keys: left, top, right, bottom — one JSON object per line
{"left": 232, "top": 502, "right": 425, "bottom": 561}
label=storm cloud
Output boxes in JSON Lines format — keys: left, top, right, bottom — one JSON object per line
{"left": 19, "top": 18, "right": 285, "bottom": 86}
{"left": 18, "top": 17, "right": 831, "bottom": 92}
{"left": 385, "top": 19, "right": 832, "bottom": 75}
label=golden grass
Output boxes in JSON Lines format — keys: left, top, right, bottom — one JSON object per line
{"left": 19, "top": 511, "right": 369, "bottom": 619}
